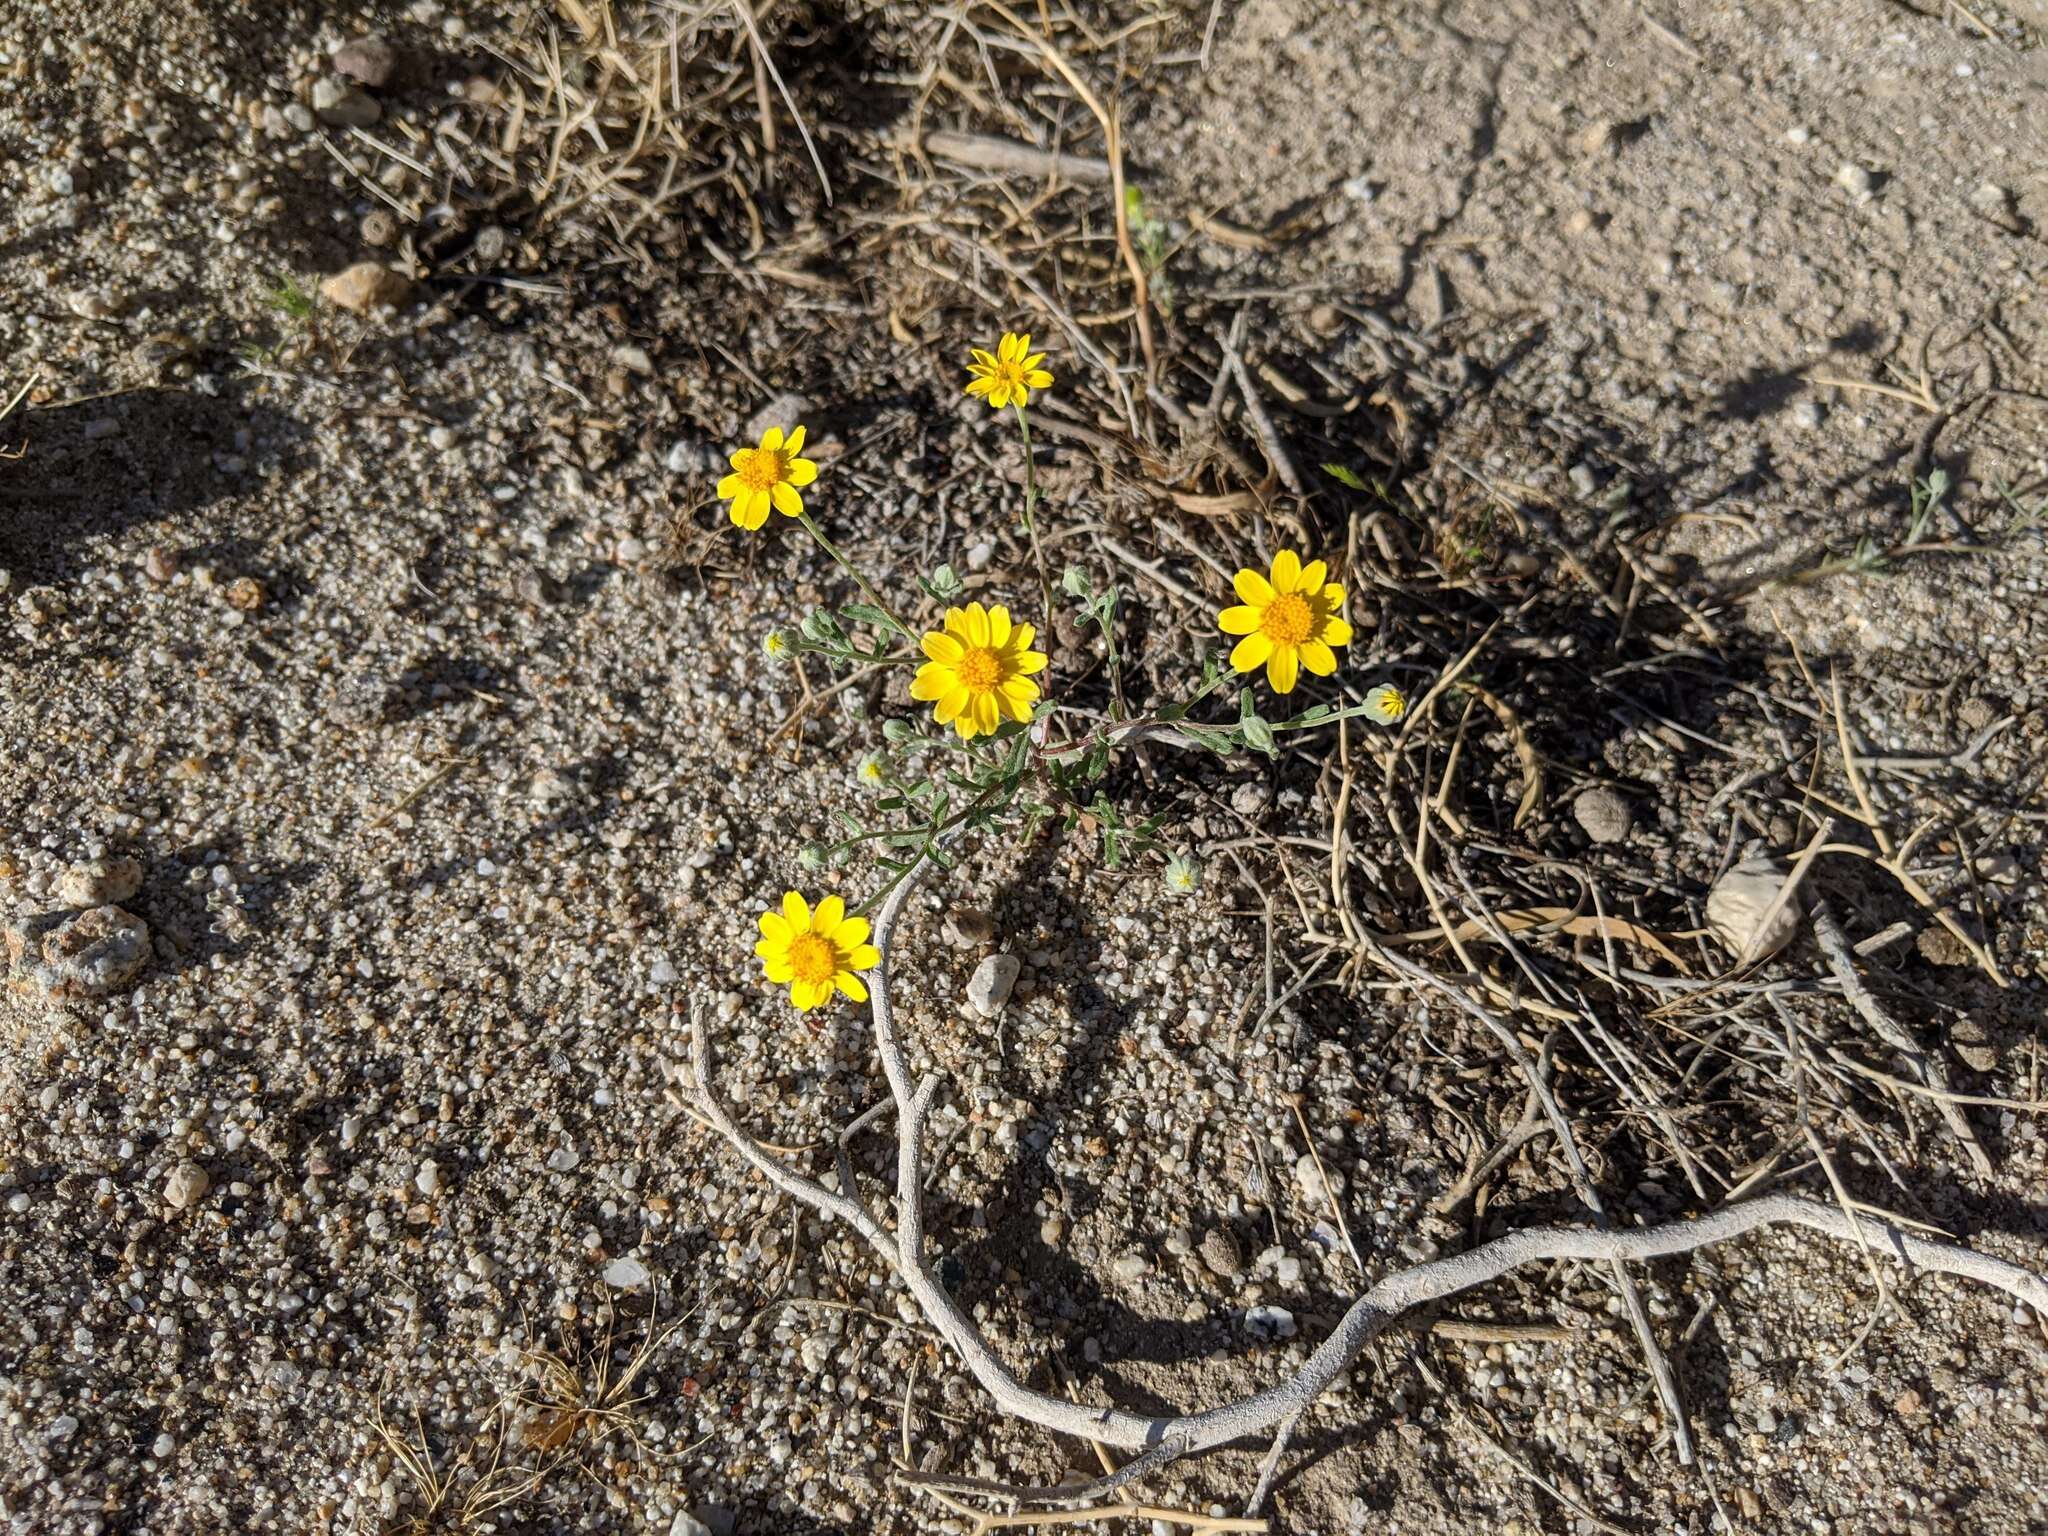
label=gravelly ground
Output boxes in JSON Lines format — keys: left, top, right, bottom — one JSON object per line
{"left": 4, "top": 2, "right": 2048, "bottom": 1534}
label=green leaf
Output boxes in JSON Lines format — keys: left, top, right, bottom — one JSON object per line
{"left": 1322, "top": 463, "right": 1368, "bottom": 490}
{"left": 1062, "top": 564, "right": 1093, "bottom": 600}
{"left": 839, "top": 602, "right": 893, "bottom": 631}
{"left": 919, "top": 565, "right": 964, "bottom": 602}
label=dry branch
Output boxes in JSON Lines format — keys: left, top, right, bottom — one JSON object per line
{"left": 688, "top": 846, "right": 2048, "bottom": 1519}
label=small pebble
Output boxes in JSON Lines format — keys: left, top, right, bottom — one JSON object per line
{"left": 1573, "top": 785, "right": 1633, "bottom": 844}
{"left": 1835, "top": 162, "right": 1875, "bottom": 197}
{"left": 332, "top": 33, "right": 399, "bottom": 89}
{"left": 603, "top": 1255, "right": 651, "bottom": 1289}
{"left": 163, "top": 1161, "right": 210, "bottom": 1211}
{"left": 967, "top": 953, "right": 1021, "bottom": 1017}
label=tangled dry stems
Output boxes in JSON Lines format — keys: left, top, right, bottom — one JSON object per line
{"left": 689, "top": 843, "right": 2048, "bottom": 1522}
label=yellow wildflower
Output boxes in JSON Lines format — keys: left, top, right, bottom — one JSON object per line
{"left": 1364, "top": 684, "right": 1407, "bottom": 723}
{"left": 964, "top": 332, "right": 1053, "bottom": 411}
{"left": 1217, "top": 548, "right": 1353, "bottom": 695}
{"left": 910, "top": 601, "right": 1048, "bottom": 739}
{"left": 718, "top": 425, "right": 818, "bottom": 530}
{"left": 754, "top": 891, "right": 879, "bottom": 1012}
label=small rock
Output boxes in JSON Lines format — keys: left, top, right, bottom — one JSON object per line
{"left": 360, "top": 209, "right": 399, "bottom": 248}
{"left": 57, "top": 855, "right": 142, "bottom": 907}
{"left": 1971, "top": 182, "right": 2023, "bottom": 234}
{"left": 1957, "top": 696, "right": 1999, "bottom": 734}
{"left": 1306, "top": 302, "right": 1343, "bottom": 338}
{"left": 142, "top": 545, "right": 179, "bottom": 583}
{"left": 415, "top": 1159, "right": 441, "bottom": 1197}
{"left": 744, "top": 392, "right": 811, "bottom": 444}
{"left": 1245, "top": 1304, "right": 1297, "bottom": 1340}
{"left": 967, "top": 953, "right": 1021, "bottom": 1017}
{"left": 1230, "top": 781, "right": 1270, "bottom": 817}
{"left": 612, "top": 343, "right": 655, "bottom": 377}
{"left": 1201, "top": 1226, "right": 1243, "bottom": 1278}
{"left": 225, "top": 576, "right": 265, "bottom": 613}
{"left": 1785, "top": 125, "right": 1811, "bottom": 146}
{"left": 1111, "top": 1250, "right": 1151, "bottom": 1283}
{"left": 664, "top": 440, "right": 710, "bottom": 475}
{"left": 1950, "top": 1017, "right": 1995, "bottom": 1072}
{"left": 603, "top": 1256, "right": 651, "bottom": 1289}
{"left": 943, "top": 907, "right": 995, "bottom": 948}
{"left": 311, "top": 77, "right": 382, "bottom": 128}
{"left": 1835, "top": 162, "right": 1875, "bottom": 197}
{"left": 530, "top": 768, "right": 573, "bottom": 803}
{"left": 5, "top": 905, "right": 151, "bottom": 999}
{"left": 332, "top": 33, "right": 398, "bottom": 89}
{"left": 1706, "top": 854, "right": 1800, "bottom": 959}
{"left": 320, "top": 262, "right": 412, "bottom": 315}
{"left": 669, "top": 1516, "right": 713, "bottom": 1536}
{"left": 1039, "top": 1213, "right": 1066, "bottom": 1245}
{"left": 1294, "top": 1151, "right": 1344, "bottom": 1206}
{"left": 163, "top": 1161, "right": 210, "bottom": 1211}
{"left": 1790, "top": 399, "right": 1825, "bottom": 431}
{"left": 1918, "top": 923, "right": 1972, "bottom": 969}
{"left": 1573, "top": 785, "right": 1633, "bottom": 844}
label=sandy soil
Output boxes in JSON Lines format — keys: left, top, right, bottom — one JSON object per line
{"left": 4, "top": 2, "right": 2047, "bottom": 1534}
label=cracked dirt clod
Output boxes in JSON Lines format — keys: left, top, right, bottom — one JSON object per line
{"left": 5, "top": 904, "right": 151, "bottom": 999}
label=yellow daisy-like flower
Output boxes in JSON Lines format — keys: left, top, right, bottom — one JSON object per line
{"left": 1217, "top": 548, "right": 1353, "bottom": 695}
{"left": 1364, "top": 683, "right": 1407, "bottom": 723}
{"left": 754, "top": 891, "right": 880, "bottom": 1012}
{"left": 964, "top": 332, "right": 1053, "bottom": 411}
{"left": 910, "top": 601, "right": 1048, "bottom": 739}
{"left": 718, "top": 425, "right": 818, "bottom": 530}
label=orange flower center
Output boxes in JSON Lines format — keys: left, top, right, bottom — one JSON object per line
{"left": 734, "top": 448, "right": 785, "bottom": 493}
{"left": 1259, "top": 593, "right": 1314, "bottom": 648}
{"left": 956, "top": 647, "right": 1002, "bottom": 692}
{"left": 787, "top": 932, "right": 837, "bottom": 987}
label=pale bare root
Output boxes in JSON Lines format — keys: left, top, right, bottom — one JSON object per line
{"left": 688, "top": 850, "right": 2048, "bottom": 1520}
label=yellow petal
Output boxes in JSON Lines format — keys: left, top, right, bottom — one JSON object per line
{"left": 836, "top": 916, "right": 871, "bottom": 948}
{"left": 1271, "top": 549, "right": 1302, "bottom": 594}
{"left": 922, "top": 630, "right": 965, "bottom": 664}
{"left": 1321, "top": 616, "right": 1354, "bottom": 648}
{"left": 998, "top": 678, "right": 1037, "bottom": 720}
{"left": 910, "top": 662, "right": 952, "bottom": 701}
{"left": 1025, "top": 370, "right": 1053, "bottom": 389}
{"left": 1230, "top": 633, "right": 1274, "bottom": 673}
{"left": 847, "top": 943, "right": 880, "bottom": 970}
{"left": 785, "top": 425, "right": 806, "bottom": 454}
{"left": 760, "top": 426, "right": 784, "bottom": 452}
{"left": 814, "top": 895, "right": 845, "bottom": 930}
{"left": 791, "top": 978, "right": 830, "bottom": 1011}
{"left": 1013, "top": 648, "right": 1048, "bottom": 675}
{"left": 973, "top": 692, "right": 1000, "bottom": 736}
{"left": 753, "top": 937, "right": 781, "bottom": 960}
{"left": 1365, "top": 685, "right": 1406, "bottom": 723}
{"left": 934, "top": 687, "right": 967, "bottom": 725}
{"left": 771, "top": 482, "right": 803, "bottom": 517}
{"left": 1267, "top": 646, "right": 1300, "bottom": 694}
{"left": 954, "top": 711, "right": 979, "bottom": 740}
{"left": 1217, "top": 604, "right": 1261, "bottom": 635}
{"left": 966, "top": 376, "right": 996, "bottom": 397}
{"left": 970, "top": 349, "right": 997, "bottom": 367}
{"left": 962, "top": 603, "right": 991, "bottom": 648}
{"left": 728, "top": 499, "right": 752, "bottom": 529}
{"left": 1320, "top": 581, "right": 1345, "bottom": 607}
{"left": 759, "top": 911, "right": 792, "bottom": 942}
{"left": 1014, "top": 332, "right": 1032, "bottom": 356}
{"left": 987, "top": 605, "right": 1011, "bottom": 647}
{"left": 999, "top": 333, "right": 1022, "bottom": 362}
{"left": 781, "top": 891, "right": 811, "bottom": 929}
{"left": 1010, "top": 622, "right": 1035, "bottom": 653}
{"left": 836, "top": 971, "right": 869, "bottom": 1004}
{"left": 987, "top": 383, "right": 1011, "bottom": 410}
{"left": 1297, "top": 560, "right": 1327, "bottom": 595}
{"left": 762, "top": 955, "right": 794, "bottom": 983}
{"left": 787, "top": 457, "right": 818, "bottom": 487}
{"left": 1233, "top": 568, "right": 1276, "bottom": 605}
{"left": 729, "top": 450, "right": 750, "bottom": 471}
{"left": 1300, "top": 639, "right": 1338, "bottom": 676}
{"left": 717, "top": 473, "right": 744, "bottom": 499}
{"left": 1020, "top": 353, "right": 1046, "bottom": 373}
{"left": 1012, "top": 384, "right": 1033, "bottom": 407}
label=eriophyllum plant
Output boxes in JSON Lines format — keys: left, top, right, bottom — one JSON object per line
{"left": 719, "top": 331, "right": 1408, "bottom": 1014}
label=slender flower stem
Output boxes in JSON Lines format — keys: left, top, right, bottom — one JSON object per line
{"left": 794, "top": 508, "right": 912, "bottom": 641}
{"left": 1012, "top": 402, "right": 1053, "bottom": 642}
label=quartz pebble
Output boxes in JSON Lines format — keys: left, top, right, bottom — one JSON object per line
{"left": 163, "top": 1161, "right": 211, "bottom": 1210}
{"left": 1707, "top": 854, "right": 1800, "bottom": 959}
{"left": 967, "top": 953, "right": 1021, "bottom": 1017}
{"left": 332, "top": 33, "right": 398, "bottom": 88}
{"left": 57, "top": 855, "right": 142, "bottom": 907}
{"left": 4, "top": 905, "right": 152, "bottom": 999}
{"left": 321, "top": 262, "right": 413, "bottom": 315}
{"left": 603, "top": 1255, "right": 652, "bottom": 1289}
